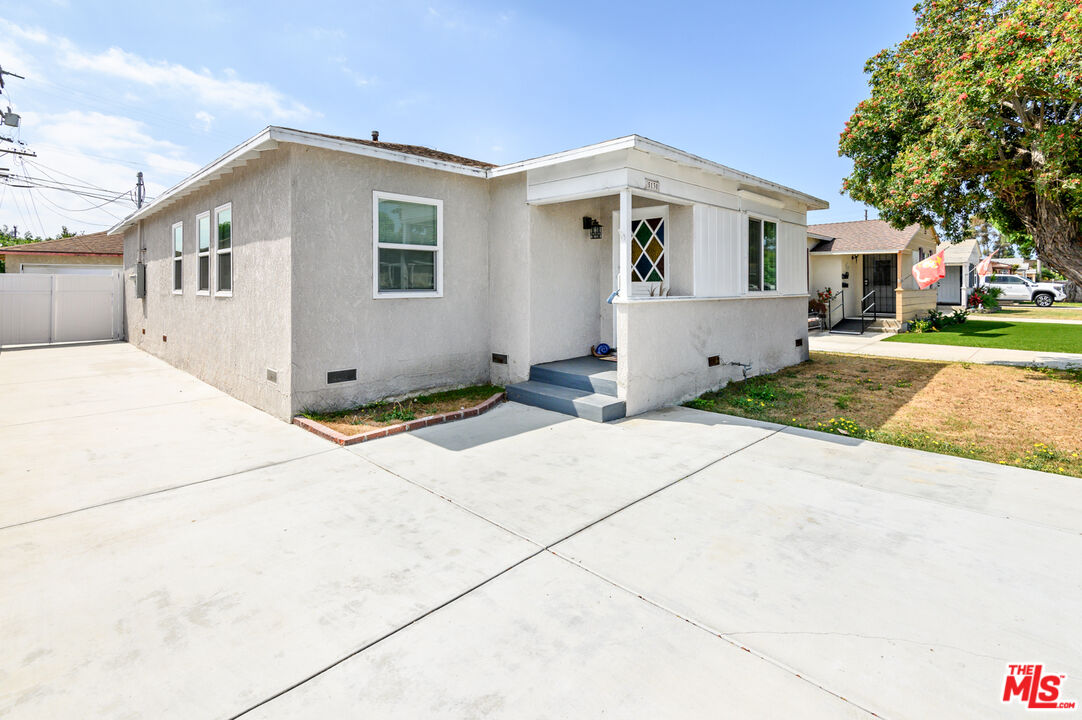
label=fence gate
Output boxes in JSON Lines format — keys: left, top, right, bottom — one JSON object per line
{"left": 0, "top": 271, "right": 124, "bottom": 346}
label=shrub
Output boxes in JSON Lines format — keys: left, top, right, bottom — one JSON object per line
{"left": 968, "top": 285, "right": 1002, "bottom": 310}
{"left": 909, "top": 319, "right": 934, "bottom": 333}
{"left": 951, "top": 308, "right": 969, "bottom": 324}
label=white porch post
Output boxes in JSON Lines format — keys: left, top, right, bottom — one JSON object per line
{"left": 618, "top": 188, "right": 632, "bottom": 298}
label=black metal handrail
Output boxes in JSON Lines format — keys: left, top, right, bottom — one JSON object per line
{"left": 860, "top": 290, "right": 876, "bottom": 334}
{"left": 827, "top": 289, "right": 845, "bottom": 329}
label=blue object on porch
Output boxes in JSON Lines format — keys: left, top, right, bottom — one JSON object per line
{"left": 606, "top": 290, "right": 618, "bottom": 304}
{"left": 596, "top": 343, "right": 610, "bottom": 356}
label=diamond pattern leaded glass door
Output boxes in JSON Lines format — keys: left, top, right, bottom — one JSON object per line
{"left": 631, "top": 216, "right": 665, "bottom": 286}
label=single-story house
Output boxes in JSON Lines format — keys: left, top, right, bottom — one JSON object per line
{"left": 808, "top": 219, "right": 939, "bottom": 328}
{"left": 989, "top": 257, "right": 1039, "bottom": 281}
{"left": 108, "top": 127, "right": 828, "bottom": 422}
{"left": 0, "top": 231, "right": 123, "bottom": 274}
{"left": 935, "top": 237, "right": 981, "bottom": 306}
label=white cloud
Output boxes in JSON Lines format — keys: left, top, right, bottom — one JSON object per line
{"left": 59, "top": 47, "right": 315, "bottom": 122}
{"left": 194, "top": 111, "right": 215, "bottom": 132}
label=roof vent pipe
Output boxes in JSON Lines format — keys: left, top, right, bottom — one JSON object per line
{"left": 371, "top": 130, "right": 379, "bottom": 142}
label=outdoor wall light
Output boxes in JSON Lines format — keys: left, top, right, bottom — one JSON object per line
{"left": 582, "top": 216, "right": 603, "bottom": 239}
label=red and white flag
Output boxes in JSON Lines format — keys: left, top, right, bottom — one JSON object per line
{"left": 911, "top": 249, "right": 947, "bottom": 289}
{"left": 976, "top": 250, "right": 997, "bottom": 277}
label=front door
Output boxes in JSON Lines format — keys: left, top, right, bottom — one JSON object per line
{"left": 863, "top": 254, "right": 896, "bottom": 315}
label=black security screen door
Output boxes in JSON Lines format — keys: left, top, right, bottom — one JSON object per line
{"left": 863, "top": 254, "right": 896, "bottom": 314}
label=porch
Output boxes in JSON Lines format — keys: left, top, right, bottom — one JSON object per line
{"left": 491, "top": 140, "right": 823, "bottom": 421}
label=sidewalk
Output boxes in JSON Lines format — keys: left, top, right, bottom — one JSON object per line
{"left": 809, "top": 331, "right": 1082, "bottom": 369}
{"left": 967, "top": 315, "right": 1082, "bottom": 325}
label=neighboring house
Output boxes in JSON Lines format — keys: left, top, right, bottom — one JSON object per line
{"left": 0, "top": 231, "right": 123, "bottom": 274}
{"left": 808, "top": 220, "right": 939, "bottom": 327}
{"left": 989, "top": 257, "right": 1039, "bottom": 280}
{"left": 936, "top": 237, "right": 981, "bottom": 306}
{"left": 108, "top": 127, "right": 827, "bottom": 422}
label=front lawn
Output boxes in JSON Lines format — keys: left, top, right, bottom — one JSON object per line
{"left": 990, "top": 305, "right": 1082, "bottom": 321}
{"left": 686, "top": 353, "right": 1082, "bottom": 477}
{"left": 304, "top": 384, "right": 504, "bottom": 436}
{"left": 883, "top": 320, "right": 1082, "bottom": 353}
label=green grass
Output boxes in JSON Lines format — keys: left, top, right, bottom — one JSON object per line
{"left": 884, "top": 320, "right": 1082, "bottom": 353}
{"left": 303, "top": 384, "right": 504, "bottom": 425}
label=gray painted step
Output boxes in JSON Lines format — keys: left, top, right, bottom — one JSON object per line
{"left": 506, "top": 380, "right": 626, "bottom": 423}
{"left": 529, "top": 358, "right": 618, "bottom": 396}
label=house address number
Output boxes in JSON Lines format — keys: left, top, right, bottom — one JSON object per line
{"left": 644, "top": 177, "right": 660, "bottom": 192}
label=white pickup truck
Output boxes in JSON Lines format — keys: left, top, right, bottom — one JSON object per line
{"left": 982, "top": 274, "right": 1068, "bottom": 307}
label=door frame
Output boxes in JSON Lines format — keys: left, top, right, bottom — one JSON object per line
{"left": 862, "top": 253, "right": 897, "bottom": 315}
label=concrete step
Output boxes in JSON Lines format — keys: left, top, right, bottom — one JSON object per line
{"left": 529, "top": 361, "right": 618, "bottom": 396}
{"left": 506, "top": 380, "right": 626, "bottom": 423}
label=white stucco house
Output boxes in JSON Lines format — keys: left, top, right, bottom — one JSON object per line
{"left": 936, "top": 237, "right": 981, "bottom": 306}
{"left": 109, "top": 127, "right": 827, "bottom": 422}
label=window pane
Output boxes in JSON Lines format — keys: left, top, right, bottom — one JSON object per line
{"left": 763, "top": 221, "right": 777, "bottom": 291}
{"left": 217, "top": 252, "right": 231, "bottom": 292}
{"left": 748, "top": 218, "right": 762, "bottom": 292}
{"left": 173, "top": 225, "right": 183, "bottom": 257}
{"left": 198, "top": 215, "right": 210, "bottom": 252}
{"left": 174, "top": 259, "right": 182, "bottom": 290}
{"left": 217, "top": 207, "right": 231, "bottom": 250}
{"left": 198, "top": 255, "right": 209, "bottom": 291}
{"left": 378, "top": 199, "right": 437, "bottom": 246}
{"left": 379, "top": 248, "right": 436, "bottom": 291}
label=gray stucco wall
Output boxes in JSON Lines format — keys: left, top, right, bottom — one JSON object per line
{"left": 617, "top": 295, "right": 809, "bottom": 416}
{"left": 123, "top": 148, "right": 293, "bottom": 419}
{"left": 487, "top": 175, "right": 531, "bottom": 385}
{"left": 287, "top": 146, "right": 492, "bottom": 414}
{"left": 528, "top": 199, "right": 605, "bottom": 366}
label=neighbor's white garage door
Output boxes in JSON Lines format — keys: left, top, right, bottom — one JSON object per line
{"left": 0, "top": 272, "right": 124, "bottom": 346}
{"left": 19, "top": 263, "right": 123, "bottom": 276}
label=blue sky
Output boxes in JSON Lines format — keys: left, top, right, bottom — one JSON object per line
{"left": 0, "top": 0, "right": 918, "bottom": 236}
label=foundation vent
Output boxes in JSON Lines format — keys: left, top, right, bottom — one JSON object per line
{"left": 795, "top": 338, "right": 804, "bottom": 347}
{"left": 707, "top": 355, "right": 721, "bottom": 367}
{"left": 327, "top": 369, "right": 357, "bottom": 384}
{"left": 491, "top": 353, "right": 508, "bottom": 365}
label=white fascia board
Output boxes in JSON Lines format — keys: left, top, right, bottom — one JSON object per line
{"left": 490, "top": 134, "right": 829, "bottom": 211}
{"left": 632, "top": 136, "right": 830, "bottom": 210}
{"left": 270, "top": 128, "right": 489, "bottom": 178}
{"left": 810, "top": 249, "right": 905, "bottom": 255}
{"left": 488, "top": 136, "right": 639, "bottom": 177}
{"left": 108, "top": 127, "right": 279, "bottom": 234}
{"left": 108, "top": 126, "right": 489, "bottom": 235}
{"left": 807, "top": 232, "right": 834, "bottom": 241}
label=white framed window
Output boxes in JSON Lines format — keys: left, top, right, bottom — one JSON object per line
{"left": 373, "top": 191, "right": 443, "bottom": 298}
{"left": 171, "top": 221, "right": 183, "bottom": 294}
{"left": 214, "top": 203, "right": 232, "bottom": 296}
{"left": 196, "top": 211, "right": 211, "bottom": 294}
{"left": 747, "top": 216, "right": 778, "bottom": 292}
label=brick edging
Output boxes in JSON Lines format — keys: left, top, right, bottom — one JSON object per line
{"left": 293, "top": 391, "right": 507, "bottom": 446}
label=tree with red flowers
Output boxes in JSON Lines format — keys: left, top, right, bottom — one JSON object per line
{"left": 839, "top": 0, "right": 1082, "bottom": 284}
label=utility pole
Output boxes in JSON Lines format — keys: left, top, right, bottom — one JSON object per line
{"left": 135, "top": 172, "right": 145, "bottom": 208}
{"left": 0, "top": 65, "right": 34, "bottom": 157}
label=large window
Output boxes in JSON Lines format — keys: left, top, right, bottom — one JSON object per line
{"left": 373, "top": 191, "right": 442, "bottom": 297}
{"left": 171, "top": 222, "right": 183, "bottom": 294}
{"left": 748, "top": 217, "right": 777, "bottom": 292}
{"left": 196, "top": 211, "right": 210, "bottom": 294}
{"left": 214, "top": 203, "right": 232, "bottom": 296}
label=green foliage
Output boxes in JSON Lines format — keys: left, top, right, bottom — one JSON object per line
{"left": 839, "top": 0, "right": 1082, "bottom": 279}
{"left": 909, "top": 307, "right": 970, "bottom": 333}
{"left": 909, "top": 319, "right": 936, "bottom": 333}
{"left": 967, "top": 284, "right": 1003, "bottom": 309}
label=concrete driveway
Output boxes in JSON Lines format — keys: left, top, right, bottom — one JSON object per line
{"left": 2, "top": 343, "right": 1080, "bottom": 719}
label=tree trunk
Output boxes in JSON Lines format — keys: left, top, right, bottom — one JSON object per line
{"left": 1021, "top": 195, "right": 1082, "bottom": 286}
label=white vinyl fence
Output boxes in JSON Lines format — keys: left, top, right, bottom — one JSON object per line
{"left": 0, "top": 271, "right": 124, "bottom": 346}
